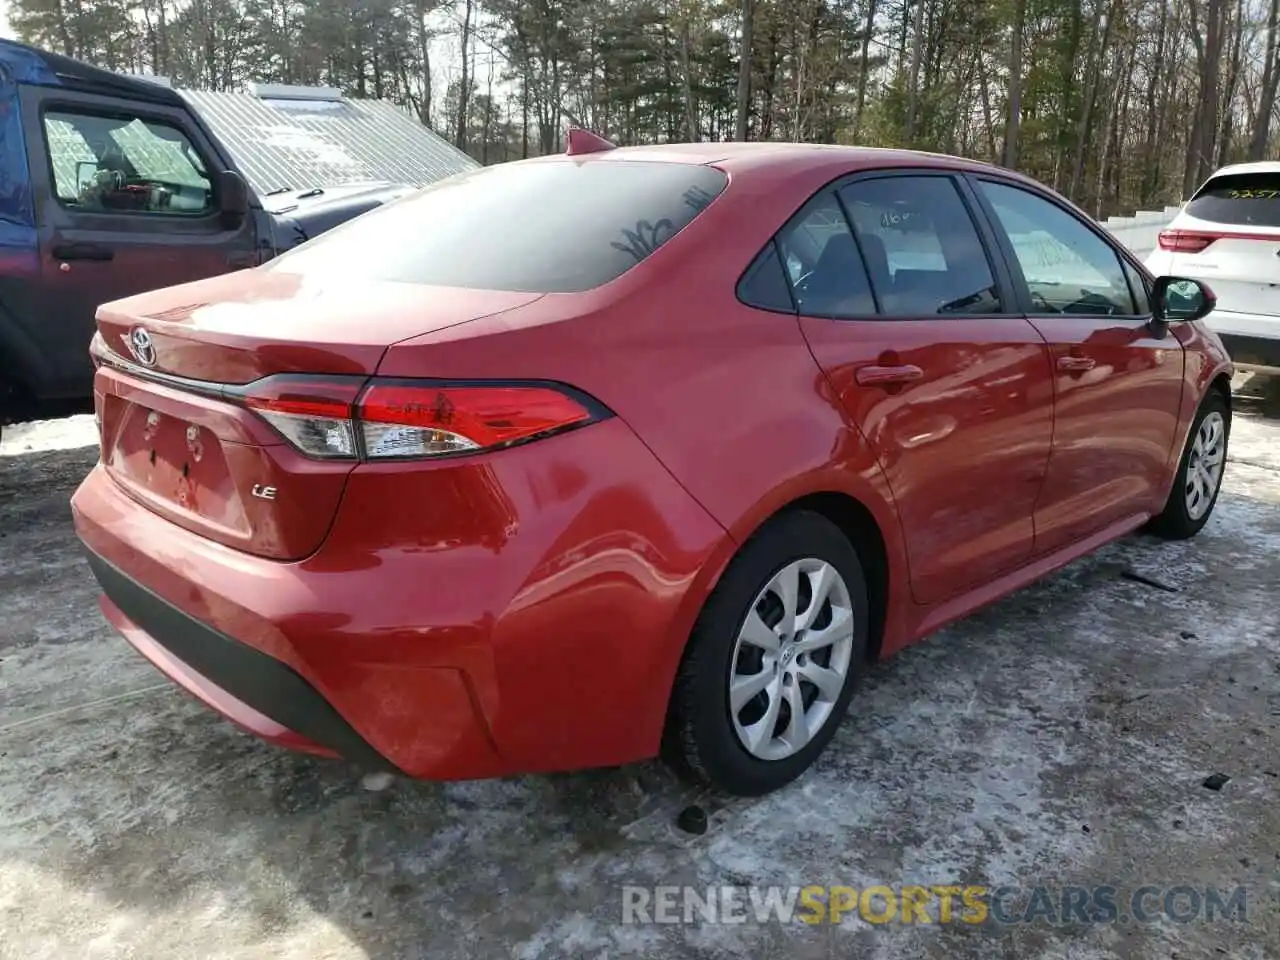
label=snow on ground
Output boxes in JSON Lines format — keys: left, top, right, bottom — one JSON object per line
{"left": 1, "top": 384, "right": 1278, "bottom": 959}
{"left": 0, "top": 415, "right": 97, "bottom": 457}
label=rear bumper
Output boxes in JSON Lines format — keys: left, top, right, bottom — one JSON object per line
{"left": 70, "top": 416, "right": 729, "bottom": 778}
{"left": 1203, "top": 308, "right": 1280, "bottom": 340}
{"left": 1219, "top": 334, "right": 1280, "bottom": 374}
{"left": 85, "top": 550, "right": 397, "bottom": 771}
{"left": 1203, "top": 311, "right": 1280, "bottom": 373}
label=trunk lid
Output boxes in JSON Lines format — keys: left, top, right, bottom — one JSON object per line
{"left": 97, "top": 270, "right": 541, "bottom": 382}
{"left": 1163, "top": 216, "right": 1280, "bottom": 317}
{"left": 1165, "top": 169, "right": 1280, "bottom": 317}
{"left": 93, "top": 272, "right": 541, "bottom": 559}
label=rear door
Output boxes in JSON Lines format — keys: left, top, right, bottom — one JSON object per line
{"left": 970, "top": 176, "right": 1185, "bottom": 556}
{"left": 1151, "top": 169, "right": 1280, "bottom": 319}
{"left": 791, "top": 172, "right": 1055, "bottom": 606}
{"left": 18, "top": 86, "right": 256, "bottom": 400}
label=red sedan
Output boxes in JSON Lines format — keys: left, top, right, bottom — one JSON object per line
{"left": 71, "top": 135, "right": 1232, "bottom": 796}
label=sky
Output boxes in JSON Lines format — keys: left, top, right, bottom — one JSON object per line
{"left": 0, "top": 1, "right": 11, "bottom": 40}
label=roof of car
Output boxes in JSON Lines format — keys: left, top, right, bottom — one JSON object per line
{"left": 0, "top": 39, "right": 185, "bottom": 107}
{"left": 542, "top": 139, "right": 1015, "bottom": 178}
{"left": 1202, "top": 161, "right": 1280, "bottom": 179}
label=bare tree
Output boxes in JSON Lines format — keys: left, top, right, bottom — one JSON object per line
{"left": 456, "top": 0, "right": 474, "bottom": 150}
{"left": 1001, "top": 0, "right": 1024, "bottom": 168}
{"left": 1250, "top": 0, "right": 1280, "bottom": 160}
{"left": 735, "top": 0, "right": 754, "bottom": 140}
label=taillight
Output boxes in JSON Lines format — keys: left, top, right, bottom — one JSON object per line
{"left": 243, "top": 376, "right": 362, "bottom": 459}
{"left": 1157, "top": 230, "right": 1217, "bottom": 253}
{"left": 240, "top": 376, "right": 605, "bottom": 461}
{"left": 359, "top": 383, "right": 595, "bottom": 458}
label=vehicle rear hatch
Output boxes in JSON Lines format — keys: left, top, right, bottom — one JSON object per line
{"left": 92, "top": 269, "right": 540, "bottom": 560}
{"left": 1157, "top": 170, "right": 1280, "bottom": 317}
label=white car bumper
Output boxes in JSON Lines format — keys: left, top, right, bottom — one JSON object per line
{"left": 1203, "top": 309, "right": 1280, "bottom": 373}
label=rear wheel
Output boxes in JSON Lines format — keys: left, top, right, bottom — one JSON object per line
{"left": 1147, "top": 391, "right": 1230, "bottom": 540}
{"left": 663, "top": 511, "right": 869, "bottom": 796}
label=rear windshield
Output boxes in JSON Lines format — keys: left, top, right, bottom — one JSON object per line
{"left": 1185, "top": 172, "right": 1280, "bottom": 227}
{"left": 269, "top": 159, "right": 728, "bottom": 293}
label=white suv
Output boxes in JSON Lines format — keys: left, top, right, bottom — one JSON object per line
{"left": 1146, "top": 161, "right": 1280, "bottom": 374}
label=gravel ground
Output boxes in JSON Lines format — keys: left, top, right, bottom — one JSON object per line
{"left": 1, "top": 379, "right": 1279, "bottom": 960}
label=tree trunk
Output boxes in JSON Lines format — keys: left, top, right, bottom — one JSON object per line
{"left": 1249, "top": 0, "right": 1280, "bottom": 159}
{"left": 760, "top": 19, "right": 780, "bottom": 138}
{"left": 522, "top": 77, "right": 530, "bottom": 158}
{"left": 852, "top": 0, "right": 877, "bottom": 141}
{"left": 976, "top": 53, "right": 998, "bottom": 161}
{"left": 680, "top": 18, "right": 698, "bottom": 141}
{"left": 416, "top": 0, "right": 433, "bottom": 128}
{"left": 1216, "top": 0, "right": 1245, "bottom": 168}
{"left": 904, "top": 0, "right": 925, "bottom": 144}
{"left": 1002, "top": 0, "right": 1024, "bottom": 168}
{"left": 1111, "top": 38, "right": 1137, "bottom": 213}
{"left": 456, "top": 0, "right": 473, "bottom": 151}
{"left": 1185, "top": 0, "right": 1226, "bottom": 195}
{"left": 735, "top": 0, "right": 755, "bottom": 140}
{"left": 1067, "top": 0, "right": 1112, "bottom": 201}
{"left": 1052, "top": 0, "right": 1083, "bottom": 193}
{"left": 1139, "top": 0, "right": 1169, "bottom": 204}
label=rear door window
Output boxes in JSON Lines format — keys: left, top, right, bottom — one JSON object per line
{"left": 775, "top": 192, "right": 876, "bottom": 318}
{"left": 838, "top": 176, "right": 1002, "bottom": 316}
{"left": 1186, "top": 172, "right": 1280, "bottom": 227}
{"left": 737, "top": 242, "right": 795, "bottom": 313}
{"left": 271, "top": 160, "right": 728, "bottom": 293}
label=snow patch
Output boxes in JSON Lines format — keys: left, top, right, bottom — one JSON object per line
{"left": 0, "top": 416, "right": 98, "bottom": 457}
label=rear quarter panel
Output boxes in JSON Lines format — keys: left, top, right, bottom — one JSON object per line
{"left": 377, "top": 156, "right": 916, "bottom": 662}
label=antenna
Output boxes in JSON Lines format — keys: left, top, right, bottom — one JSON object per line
{"left": 565, "top": 128, "right": 617, "bottom": 156}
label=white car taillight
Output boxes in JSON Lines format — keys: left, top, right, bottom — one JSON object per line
{"left": 1157, "top": 230, "right": 1218, "bottom": 253}
{"left": 240, "top": 375, "right": 604, "bottom": 461}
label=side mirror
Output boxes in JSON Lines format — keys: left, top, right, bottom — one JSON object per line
{"left": 1149, "top": 276, "right": 1216, "bottom": 338}
{"left": 216, "top": 169, "right": 250, "bottom": 225}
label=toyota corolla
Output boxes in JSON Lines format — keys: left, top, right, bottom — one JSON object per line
{"left": 71, "top": 134, "right": 1233, "bottom": 796}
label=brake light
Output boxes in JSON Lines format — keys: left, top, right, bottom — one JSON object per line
{"left": 240, "top": 376, "right": 604, "bottom": 461}
{"left": 359, "top": 383, "right": 594, "bottom": 458}
{"left": 1157, "top": 230, "right": 1217, "bottom": 253}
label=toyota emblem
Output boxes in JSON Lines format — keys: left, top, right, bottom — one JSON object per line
{"left": 127, "top": 327, "right": 157, "bottom": 367}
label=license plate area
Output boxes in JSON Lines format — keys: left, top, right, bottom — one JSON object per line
{"left": 109, "top": 400, "right": 242, "bottom": 524}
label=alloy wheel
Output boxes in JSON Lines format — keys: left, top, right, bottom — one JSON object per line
{"left": 728, "top": 557, "right": 855, "bottom": 762}
{"left": 1185, "top": 410, "right": 1226, "bottom": 521}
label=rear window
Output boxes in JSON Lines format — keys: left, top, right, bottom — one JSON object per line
{"left": 269, "top": 159, "right": 728, "bottom": 293}
{"left": 1185, "top": 172, "right": 1280, "bottom": 227}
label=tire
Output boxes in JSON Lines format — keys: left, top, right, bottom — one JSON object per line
{"left": 1146, "top": 390, "right": 1230, "bottom": 540}
{"left": 663, "top": 510, "right": 869, "bottom": 796}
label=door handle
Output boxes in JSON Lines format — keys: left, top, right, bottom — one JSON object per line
{"left": 52, "top": 242, "right": 115, "bottom": 262}
{"left": 855, "top": 364, "right": 924, "bottom": 386}
{"left": 1056, "top": 355, "right": 1096, "bottom": 372}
